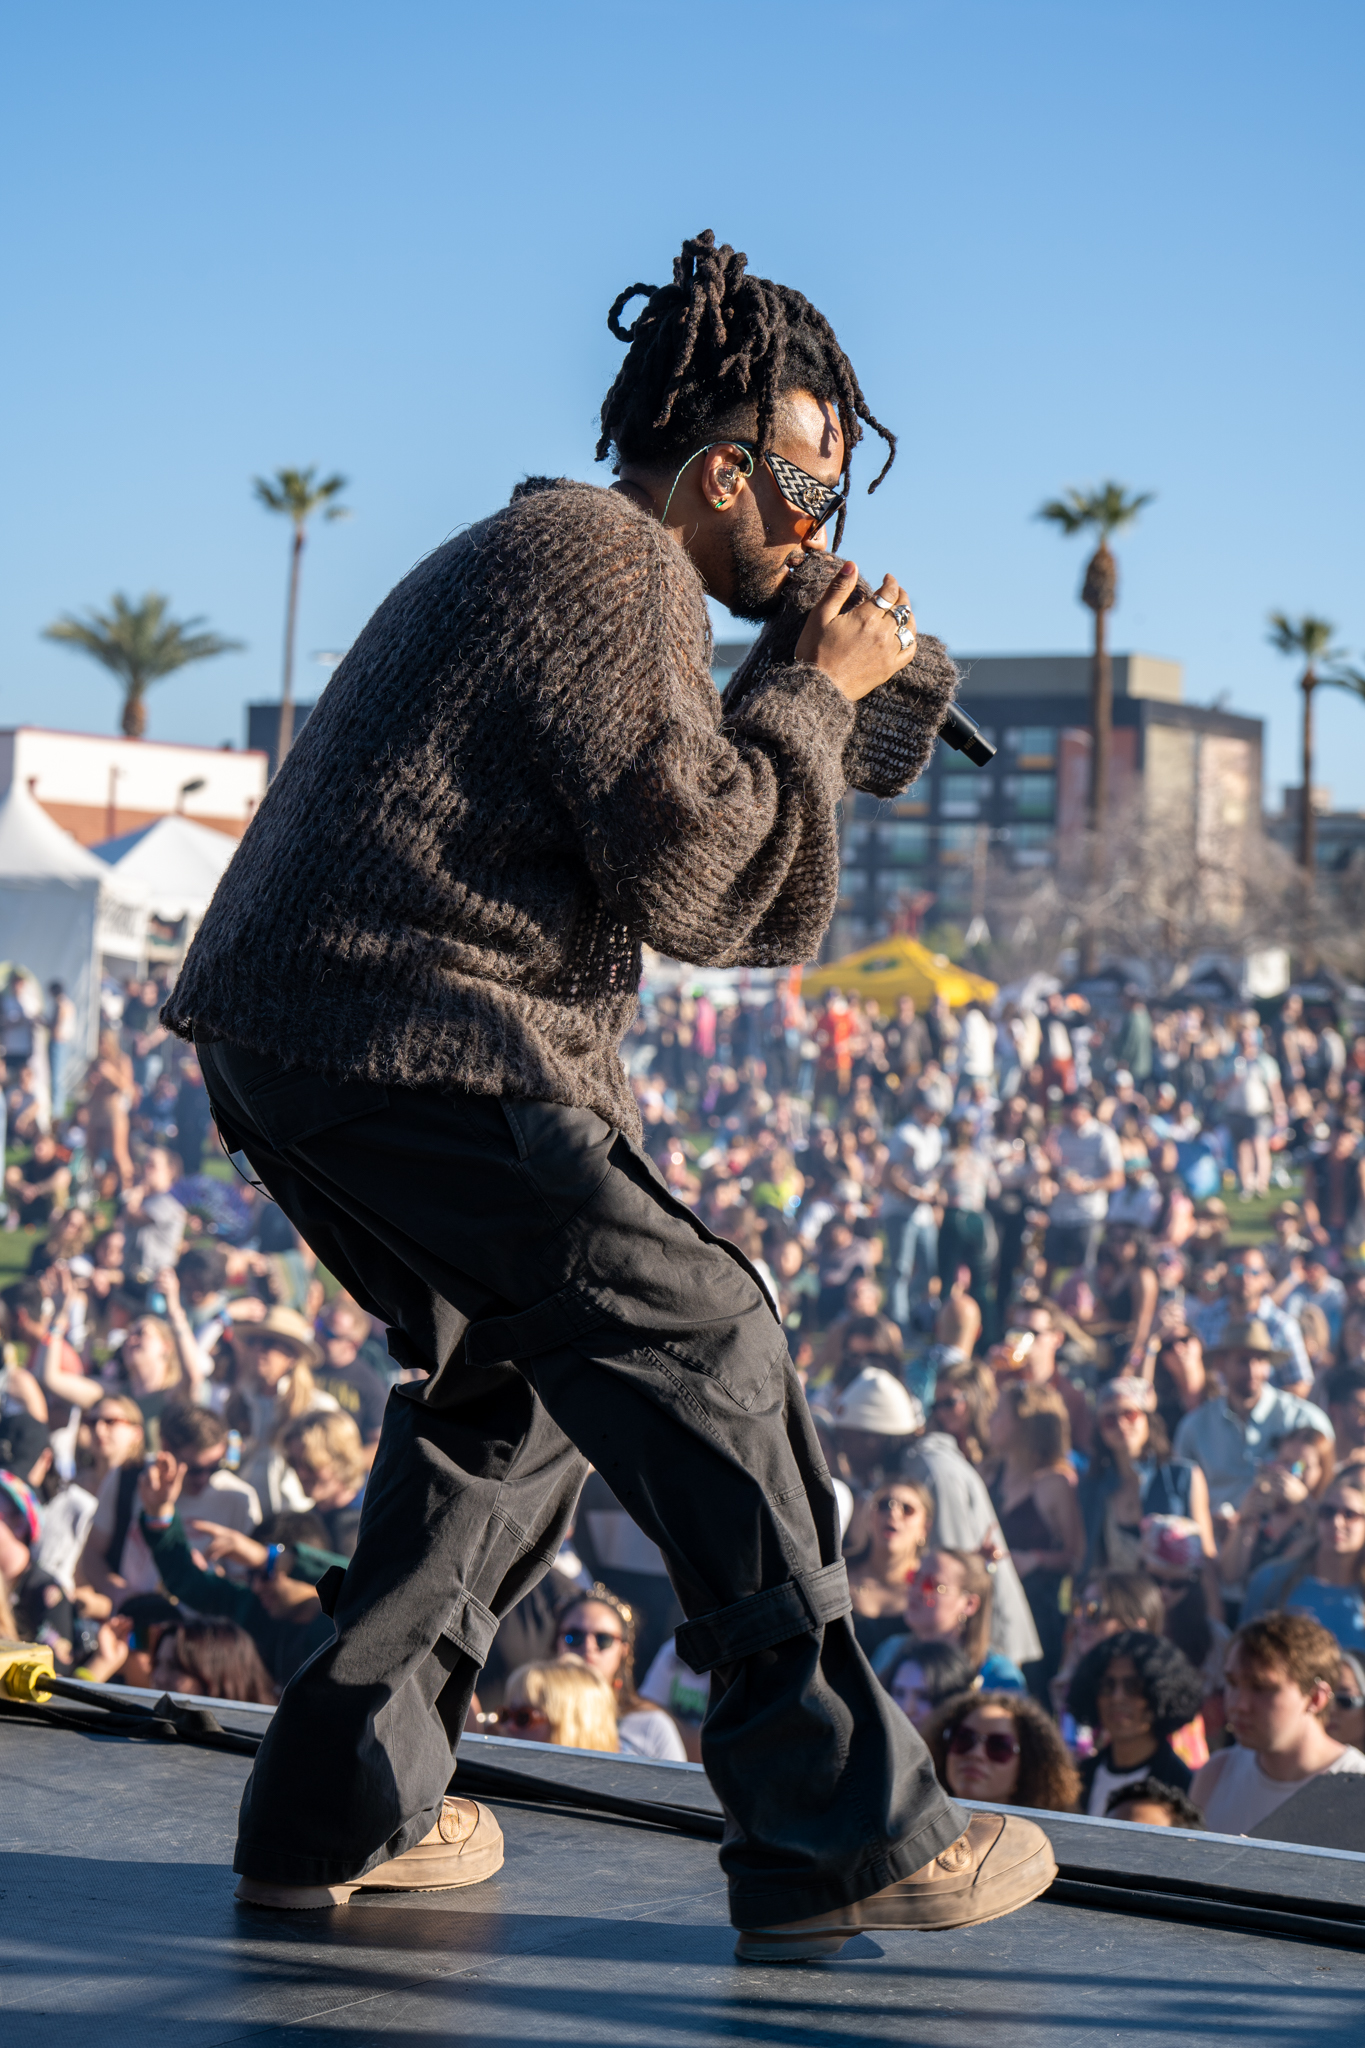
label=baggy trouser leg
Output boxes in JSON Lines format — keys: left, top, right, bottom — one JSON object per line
{"left": 235, "top": 1385, "right": 588, "bottom": 1887}
{"left": 520, "top": 1343, "right": 967, "bottom": 1928}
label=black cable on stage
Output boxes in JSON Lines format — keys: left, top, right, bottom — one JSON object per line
{"left": 4, "top": 1689, "right": 1363, "bottom": 1949}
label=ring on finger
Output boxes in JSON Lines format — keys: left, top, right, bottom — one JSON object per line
{"left": 896, "top": 623, "right": 915, "bottom": 651}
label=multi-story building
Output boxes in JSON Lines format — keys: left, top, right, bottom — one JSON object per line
{"left": 0, "top": 726, "right": 268, "bottom": 847}
{"left": 713, "top": 644, "right": 1264, "bottom": 957}
{"left": 1267, "top": 788, "right": 1365, "bottom": 879}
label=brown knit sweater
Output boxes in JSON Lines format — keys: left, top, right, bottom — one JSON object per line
{"left": 166, "top": 479, "right": 953, "bottom": 1138}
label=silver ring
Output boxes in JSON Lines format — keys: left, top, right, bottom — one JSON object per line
{"left": 896, "top": 624, "right": 915, "bottom": 652}
{"left": 872, "top": 594, "right": 894, "bottom": 611}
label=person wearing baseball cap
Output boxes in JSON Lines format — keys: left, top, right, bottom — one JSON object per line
{"left": 1173, "top": 1320, "right": 1332, "bottom": 1516}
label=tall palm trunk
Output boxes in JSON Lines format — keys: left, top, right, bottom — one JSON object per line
{"left": 278, "top": 524, "right": 305, "bottom": 769}
{"left": 1299, "top": 668, "right": 1316, "bottom": 872}
{"left": 121, "top": 686, "right": 148, "bottom": 739}
{"left": 1081, "top": 540, "right": 1116, "bottom": 974}
{"left": 1090, "top": 599, "right": 1112, "bottom": 840}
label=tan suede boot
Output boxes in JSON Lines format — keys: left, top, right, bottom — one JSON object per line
{"left": 734, "top": 1813, "right": 1057, "bottom": 1962}
{"left": 234, "top": 1797, "right": 504, "bottom": 1909}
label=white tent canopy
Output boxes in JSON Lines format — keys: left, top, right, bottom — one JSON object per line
{"left": 93, "top": 812, "right": 239, "bottom": 925}
{"left": 0, "top": 782, "right": 147, "bottom": 1057}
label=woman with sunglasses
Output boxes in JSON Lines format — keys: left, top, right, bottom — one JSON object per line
{"left": 1241, "top": 1473, "right": 1365, "bottom": 1654}
{"left": 924, "top": 1691, "right": 1079, "bottom": 1814}
{"left": 72, "top": 1395, "right": 157, "bottom": 1618}
{"left": 1066, "top": 1628, "right": 1205, "bottom": 1817}
{"left": 844, "top": 1480, "right": 935, "bottom": 1660}
{"left": 874, "top": 1546, "right": 1026, "bottom": 1696}
{"left": 552, "top": 1585, "right": 686, "bottom": 1762}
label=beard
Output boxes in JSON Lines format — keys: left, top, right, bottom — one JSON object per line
{"left": 722, "top": 518, "right": 793, "bottom": 624}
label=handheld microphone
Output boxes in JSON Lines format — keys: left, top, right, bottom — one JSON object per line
{"left": 938, "top": 703, "right": 995, "bottom": 767}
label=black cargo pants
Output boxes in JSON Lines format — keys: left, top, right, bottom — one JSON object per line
{"left": 199, "top": 1038, "right": 965, "bottom": 1927}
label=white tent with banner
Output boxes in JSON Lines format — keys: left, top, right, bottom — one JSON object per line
{"left": 0, "top": 781, "right": 147, "bottom": 1060}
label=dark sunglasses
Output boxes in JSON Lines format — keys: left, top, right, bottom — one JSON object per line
{"left": 183, "top": 1455, "right": 224, "bottom": 1478}
{"left": 1318, "top": 1503, "right": 1365, "bottom": 1523}
{"left": 872, "top": 1493, "right": 922, "bottom": 1516}
{"left": 1336, "top": 1689, "right": 1365, "bottom": 1711}
{"left": 948, "top": 1724, "right": 1019, "bottom": 1764}
{"left": 559, "top": 1628, "right": 624, "bottom": 1652}
{"left": 745, "top": 445, "right": 847, "bottom": 538}
{"left": 495, "top": 1704, "right": 546, "bottom": 1732}
{"left": 1098, "top": 1674, "right": 1146, "bottom": 1700}
{"left": 680, "top": 440, "right": 846, "bottom": 539}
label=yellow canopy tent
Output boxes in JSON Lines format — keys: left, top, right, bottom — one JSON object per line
{"left": 800, "top": 935, "right": 997, "bottom": 1009}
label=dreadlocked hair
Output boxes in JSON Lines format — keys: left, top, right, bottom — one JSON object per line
{"left": 596, "top": 230, "right": 895, "bottom": 551}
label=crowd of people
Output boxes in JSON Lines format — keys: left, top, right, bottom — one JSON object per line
{"left": 3, "top": 963, "right": 1365, "bottom": 1840}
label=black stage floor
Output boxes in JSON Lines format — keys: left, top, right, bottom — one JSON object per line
{"left": 4, "top": 1695, "right": 1365, "bottom": 2046}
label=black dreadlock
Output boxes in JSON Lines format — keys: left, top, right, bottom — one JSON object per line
{"left": 596, "top": 230, "right": 895, "bottom": 552}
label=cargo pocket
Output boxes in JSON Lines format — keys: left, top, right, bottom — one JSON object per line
{"left": 649, "top": 1308, "right": 786, "bottom": 1415}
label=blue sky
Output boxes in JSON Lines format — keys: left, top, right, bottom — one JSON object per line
{"left": 3, "top": 2, "right": 1362, "bottom": 807}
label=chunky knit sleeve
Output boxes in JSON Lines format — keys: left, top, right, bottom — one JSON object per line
{"left": 509, "top": 489, "right": 855, "bottom": 968}
{"left": 723, "top": 552, "right": 959, "bottom": 799}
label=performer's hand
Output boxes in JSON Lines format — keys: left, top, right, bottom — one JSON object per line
{"left": 795, "top": 566, "right": 917, "bottom": 702}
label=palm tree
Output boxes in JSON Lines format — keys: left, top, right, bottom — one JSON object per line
{"left": 42, "top": 592, "right": 242, "bottom": 738}
{"left": 253, "top": 467, "right": 349, "bottom": 768}
{"left": 1037, "top": 482, "right": 1155, "bottom": 848}
{"left": 1267, "top": 614, "right": 1349, "bottom": 872}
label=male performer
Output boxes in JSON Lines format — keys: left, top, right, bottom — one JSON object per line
{"left": 164, "top": 230, "right": 1054, "bottom": 1962}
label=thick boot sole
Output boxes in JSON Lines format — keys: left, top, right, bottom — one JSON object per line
{"left": 235, "top": 1878, "right": 359, "bottom": 1910}
{"left": 734, "top": 1927, "right": 852, "bottom": 1963}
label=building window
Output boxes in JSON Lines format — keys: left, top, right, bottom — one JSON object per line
{"left": 939, "top": 774, "right": 983, "bottom": 818}
{"left": 1005, "top": 726, "right": 1056, "bottom": 767}
{"left": 880, "top": 822, "right": 930, "bottom": 866}
{"left": 837, "top": 868, "right": 871, "bottom": 909}
{"left": 939, "top": 825, "right": 978, "bottom": 863}
{"left": 1004, "top": 823, "right": 1055, "bottom": 868}
{"left": 1004, "top": 773, "right": 1055, "bottom": 820}
{"left": 886, "top": 792, "right": 929, "bottom": 817}
{"left": 842, "top": 822, "right": 877, "bottom": 862}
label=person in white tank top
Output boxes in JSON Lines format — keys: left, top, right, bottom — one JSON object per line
{"left": 1193, "top": 1615, "right": 1365, "bottom": 1836}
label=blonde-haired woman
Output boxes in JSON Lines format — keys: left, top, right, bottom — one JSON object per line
{"left": 499, "top": 1657, "right": 621, "bottom": 1752}
{"left": 73, "top": 1394, "right": 155, "bottom": 1616}
{"left": 281, "top": 1410, "right": 368, "bottom": 1557}
{"left": 984, "top": 1381, "right": 1085, "bottom": 1694}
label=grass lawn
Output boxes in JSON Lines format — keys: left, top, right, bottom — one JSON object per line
{"left": 1223, "top": 1178, "right": 1300, "bottom": 1248}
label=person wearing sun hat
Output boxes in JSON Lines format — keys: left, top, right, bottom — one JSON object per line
{"left": 1174, "top": 1319, "right": 1333, "bottom": 1516}
{"left": 227, "top": 1307, "right": 336, "bottom": 1519}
